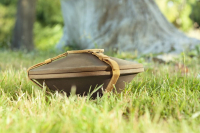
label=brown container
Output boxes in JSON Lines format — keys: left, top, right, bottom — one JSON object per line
{"left": 27, "top": 49, "right": 144, "bottom": 96}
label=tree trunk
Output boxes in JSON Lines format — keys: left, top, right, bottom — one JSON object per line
{"left": 12, "top": 0, "right": 36, "bottom": 51}
{"left": 57, "top": 0, "right": 200, "bottom": 54}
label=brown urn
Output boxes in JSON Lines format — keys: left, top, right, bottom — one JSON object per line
{"left": 27, "top": 49, "right": 144, "bottom": 96}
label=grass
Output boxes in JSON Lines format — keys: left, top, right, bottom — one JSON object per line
{"left": 0, "top": 50, "right": 200, "bottom": 133}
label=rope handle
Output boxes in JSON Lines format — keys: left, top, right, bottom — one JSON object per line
{"left": 27, "top": 49, "right": 120, "bottom": 92}
{"left": 27, "top": 49, "right": 104, "bottom": 72}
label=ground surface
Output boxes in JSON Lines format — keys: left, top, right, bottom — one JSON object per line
{"left": 0, "top": 50, "right": 200, "bottom": 133}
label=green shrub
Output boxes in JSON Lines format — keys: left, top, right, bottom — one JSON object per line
{"left": 0, "top": 0, "right": 63, "bottom": 50}
{"left": 0, "top": 0, "right": 17, "bottom": 6}
{"left": 190, "top": 2, "right": 200, "bottom": 27}
{"left": 36, "top": 0, "right": 63, "bottom": 26}
{"left": 0, "top": 4, "right": 16, "bottom": 49}
{"left": 156, "top": 0, "right": 197, "bottom": 31}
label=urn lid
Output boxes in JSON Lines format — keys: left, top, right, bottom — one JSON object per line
{"left": 29, "top": 52, "right": 144, "bottom": 75}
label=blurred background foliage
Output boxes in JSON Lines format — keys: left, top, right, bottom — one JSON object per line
{"left": 156, "top": 0, "right": 200, "bottom": 31}
{"left": 0, "top": 0, "right": 199, "bottom": 50}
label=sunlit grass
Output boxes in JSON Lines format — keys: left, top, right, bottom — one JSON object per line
{"left": 0, "top": 51, "right": 200, "bottom": 133}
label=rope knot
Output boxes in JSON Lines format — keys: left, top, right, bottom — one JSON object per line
{"left": 45, "top": 58, "right": 52, "bottom": 64}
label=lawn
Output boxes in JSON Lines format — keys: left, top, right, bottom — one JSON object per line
{"left": 0, "top": 50, "right": 200, "bottom": 133}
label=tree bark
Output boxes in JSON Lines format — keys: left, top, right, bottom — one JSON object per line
{"left": 57, "top": 0, "right": 200, "bottom": 54}
{"left": 12, "top": 0, "right": 36, "bottom": 51}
